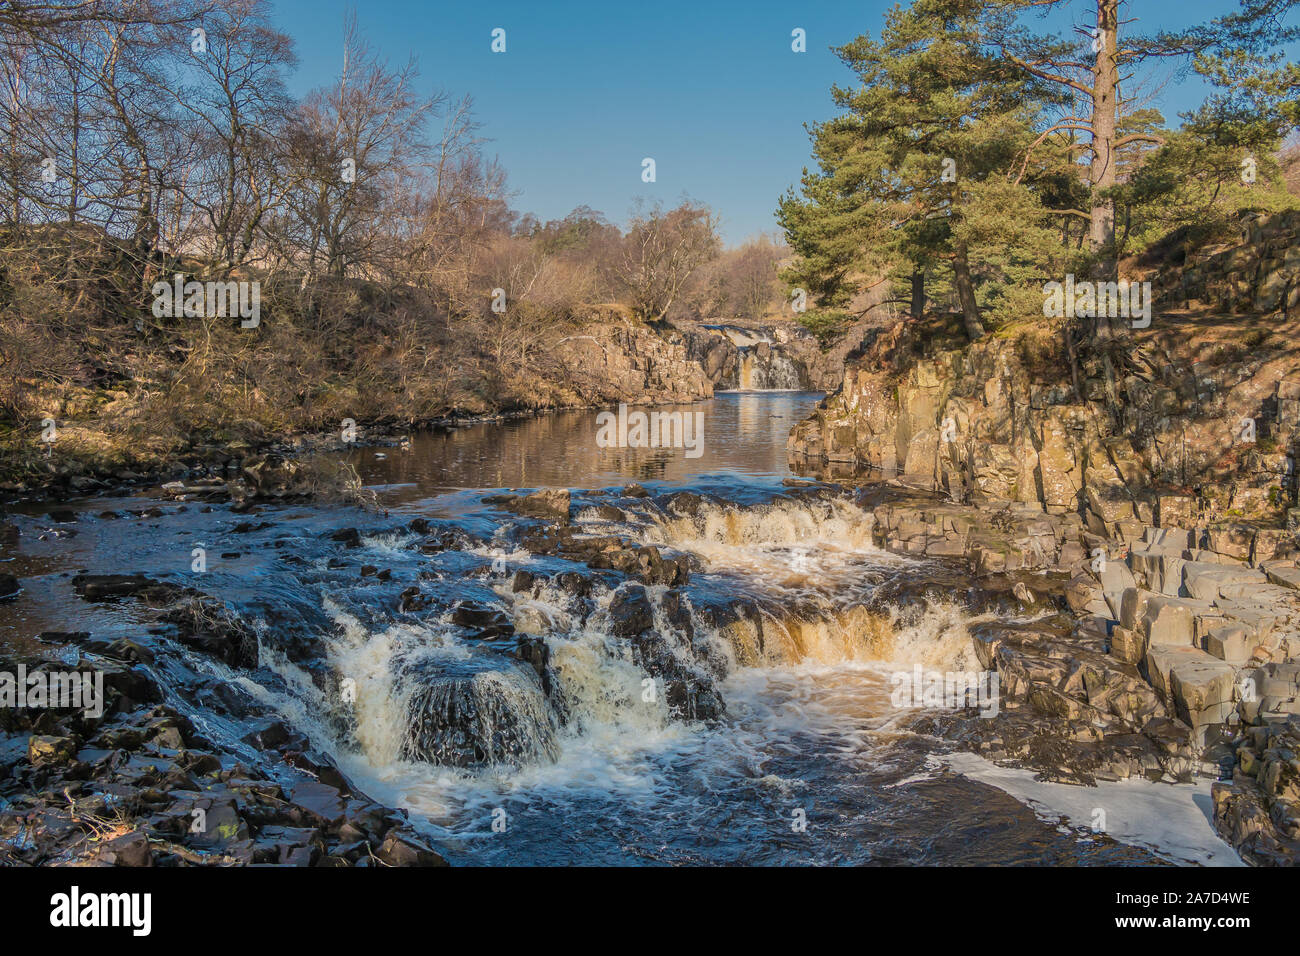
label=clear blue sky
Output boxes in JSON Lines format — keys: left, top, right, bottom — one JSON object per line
{"left": 270, "top": 0, "right": 1264, "bottom": 245}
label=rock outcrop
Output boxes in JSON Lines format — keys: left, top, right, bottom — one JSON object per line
{"left": 550, "top": 311, "right": 714, "bottom": 405}
{"left": 1155, "top": 209, "right": 1300, "bottom": 317}
{"left": 789, "top": 218, "right": 1300, "bottom": 863}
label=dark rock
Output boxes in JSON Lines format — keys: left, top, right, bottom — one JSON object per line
{"left": 399, "top": 586, "right": 430, "bottom": 612}
{"left": 97, "top": 830, "right": 152, "bottom": 867}
{"left": 329, "top": 528, "right": 362, "bottom": 548}
{"left": 375, "top": 831, "right": 448, "bottom": 867}
{"left": 607, "top": 586, "right": 653, "bottom": 637}
{"left": 72, "top": 574, "right": 159, "bottom": 601}
{"left": 450, "top": 602, "right": 513, "bottom": 639}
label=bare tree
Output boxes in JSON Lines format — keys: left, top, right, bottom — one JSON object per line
{"left": 612, "top": 200, "right": 720, "bottom": 322}
{"left": 276, "top": 15, "right": 436, "bottom": 281}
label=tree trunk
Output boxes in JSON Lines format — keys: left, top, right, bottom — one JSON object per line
{"left": 910, "top": 271, "right": 925, "bottom": 319}
{"left": 1088, "top": 0, "right": 1119, "bottom": 274}
{"left": 952, "top": 242, "right": 984, "bottom": 341}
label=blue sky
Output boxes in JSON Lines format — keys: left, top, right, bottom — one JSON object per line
{"left": 270, "top": 0, "right": 1267, "bottom": 245}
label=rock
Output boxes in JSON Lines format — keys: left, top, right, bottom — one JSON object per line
{"left": 607, "top": 586, "right": 654, "bottom": 637}
{"left": 28, "top": 735, "right": 77, "bottom": 766}
{"left": 188, "top": 798, "right": 249, "bottom": 846}
{"left": 97, "top": 831, "right": 153, "bottom": 867}
{"left": 287, "top": 780, "right": 348, "bottom": 825}
{"left": 375, "top": 831, "right": 448, "bottom": 867}
{"left": 1141, "top": 595, "right": 1198, "bottom": 646}
{"left": 1128, "top": 547, "right": 1185, "bottom": 596}
{"left": 1205, "top": 625, "right": 1253, "bottom": 664}
{"left": 1167, "top": 653, "right": 1237, "bottom": 730}
{"left": 1265, "top": 565, "right": 1300, "bottom": 590}
{"left": 1119, "top": 587, "right": 1151, "bottom": 630}
{"left": 399, "top": 586, "right": 430, "bottom": 612}
{"left": 0, "top": 574, "right": 19, "bottom": 600}
{"left": 1205, "top": 525, "right": 1255, "bottom": 563}
{"left": 513, "top": 488, "right": 571, "bottom": 522}
{"left": 1183, "top": 562, "right": 1266, "bottom": 602}
{"left": 1110, "top": 625, "right": 1148, "bottom": 665}
{"left": 450, "top": 602, "right": 513, "bottom": 639}
{"left": 330, "top": 528, "right": 362, "bottom": 548}
{"left": 72, "top": 574, "right": 161, "bottom": 600}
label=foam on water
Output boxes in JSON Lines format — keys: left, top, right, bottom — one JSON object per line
{"left": 937, "top": 752, "right": 1244, "bottom": 866}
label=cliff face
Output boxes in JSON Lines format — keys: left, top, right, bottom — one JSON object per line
{"left": 790, "top": 231, "right": 1300, "bottom": 544}
{"left": 547, "top": 314, "right": 714, "bottom": 406}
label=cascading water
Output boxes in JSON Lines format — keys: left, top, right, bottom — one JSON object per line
{"left": 702, "top": 324, "right": 806, "bottom": 391}
{"left": 2, "top": 391, "right": 1234, "bottom": 865}
{"left": 238, "top": 495, "right": 983, "bottom": 802}
{"left": 736, "top": 347, "right": 802, "bottom": 390}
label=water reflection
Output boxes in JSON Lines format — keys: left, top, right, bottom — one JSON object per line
{"left": 347, "top": 391, "right": 825, "bottom": 502}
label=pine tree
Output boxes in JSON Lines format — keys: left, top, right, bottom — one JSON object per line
{"left": 778, "top": 0, "right": 1072, "bottom": 340}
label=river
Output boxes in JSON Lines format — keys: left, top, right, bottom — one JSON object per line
{"left": 0, "top": 392, "right": 1240, "bottom": 865}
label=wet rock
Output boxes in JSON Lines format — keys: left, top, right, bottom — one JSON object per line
{"left": 399, "top": 586, "right": 430, "bottom": 612}
{"left": 0, "top": 574, "right": 20, "bottom": 600}
{"left": 72, "top": 574, "right": 161, "bottom": 601}
{"left": 403, "top": 666, "right": 559, "bottom": 768}
{"left": 450, "top": 602, "right": 513, "bottom": 639}
{"left": 607, "top": 586, "right": 653, "bottom": 637}
{"left": 514, "top": 637, "right": 552, "bottom": 693}
{"left": 162, "top": 599, "right": 258, "bottom": 669}
{"left": 329, "top": 528, "right": 362, "bottom": 548}
{"left": 241, "top": 718, "right": 297, "bottom": 751}
{"left": 287, "top": 780, "right": 347, "bottom": 825}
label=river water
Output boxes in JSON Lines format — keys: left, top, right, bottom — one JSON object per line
{"left": 0, "top": 392, "right": 1240, "bottom": 865}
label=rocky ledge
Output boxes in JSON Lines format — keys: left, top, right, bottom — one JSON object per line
{"left": 0, "top": 643, "right": 447, "bottom": 867}
{"left": 865, "top": 490, "right": 1300, "bottom": 864}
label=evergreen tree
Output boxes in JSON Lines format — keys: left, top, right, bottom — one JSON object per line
{"left": 778, "top": 0, "right": 1073, "bottom": 340}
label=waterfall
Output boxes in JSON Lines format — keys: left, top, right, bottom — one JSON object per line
{"left": 698, "top": 324, "right": 809, "bottom": 390}
{"left": 233, "top": 494, "right": 978, "bottom": 784}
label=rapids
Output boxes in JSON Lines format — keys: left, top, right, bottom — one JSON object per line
{"left": 0, "top": 393, "right": 1239, "bottom": 865}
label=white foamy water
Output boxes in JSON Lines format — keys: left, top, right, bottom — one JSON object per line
{"left": 135, "top": 487, "right": 1238, "bottom": 865}
{"left": 936, "top": 751, "right": 1244, "bottom": 867}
